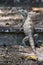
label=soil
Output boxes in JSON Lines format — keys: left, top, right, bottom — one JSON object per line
{"left": 0, "top": 45, "right": 43, "bottom": 65}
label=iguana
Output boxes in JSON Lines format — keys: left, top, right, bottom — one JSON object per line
{"left": 22, "top": 12, "right": 37, "bottom": 55}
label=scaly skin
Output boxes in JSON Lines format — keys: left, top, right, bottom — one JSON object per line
{"left": 23, "top": 12, "right": 37, "bottom": 55}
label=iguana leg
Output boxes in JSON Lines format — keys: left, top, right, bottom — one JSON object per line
{"left": 28, "top": 32, "right": 36, "bottom": 53}
{"left": 22, "top": 33, "right": 36, "bottom": 53}
{"left": 22, "top": 36, "right": 29, "bottom": 46}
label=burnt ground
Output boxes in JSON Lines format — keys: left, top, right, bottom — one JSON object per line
{"left": 0, "top": 45, "right": 43, "bottom": 65}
